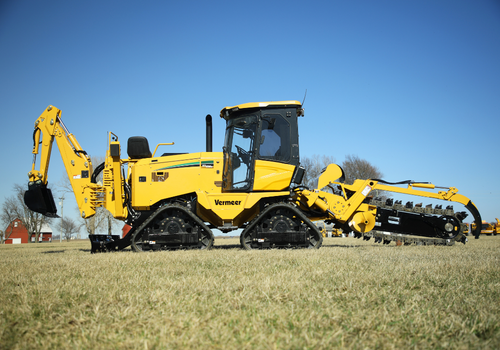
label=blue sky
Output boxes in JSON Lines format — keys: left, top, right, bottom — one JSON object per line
{"left": 1, "top": 0, "right": 499, "bottom": 236}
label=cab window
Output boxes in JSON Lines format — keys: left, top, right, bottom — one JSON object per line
{"left": 258, "top": 115, "right": 290, "bottom": 162}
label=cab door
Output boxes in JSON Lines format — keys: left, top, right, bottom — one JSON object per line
{"left": 223, "top": 115, "right": 258, "bottom": 191}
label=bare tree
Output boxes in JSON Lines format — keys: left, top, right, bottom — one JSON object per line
{"left": 80, "top": 207, "right": 112, "bottom": 235}
{"left": 0, "top": 184, "right": 53, "bottom": 243}
{"left": 105, "top": 210, "right": 119, "bottom": 235}
{"left": 341, "top": 154, "right": 383, "bottom": 185}
{"left": 0, "top": 197, "right": 17, "bottom": 244}
{"left": 60, "top": 217, "right": 78, "bottom": 241}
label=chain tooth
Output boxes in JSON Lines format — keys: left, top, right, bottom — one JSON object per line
{"left": 394, "top": 200, "right": 404, "bottom": 211}
{"left": 434, "top": 204, "right": 443, "bottom": 215}
{"left": 371, "top": 197, "right": 384, "bottom": 208}
{"left": 404, "top": 201, "right": 413, "bottom": 212}
{"left": 425, "top": 204, "right": 433, "bottom": 214}
{"left": 445, "top": 205, "right": 454, "bottom": 215}
{"left": 413, "top": 203, "right": 424, "bottom": 214}
{"left": 460, "top": 223, "right": 468, "bottom": 233}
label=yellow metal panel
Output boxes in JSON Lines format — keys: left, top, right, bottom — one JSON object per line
{"left": 253, "top": 160, "right": 295, "bottom": 191}
{"left": 317, "top": 164, "right": 344, "bottom": 190}
{"left": 197, "top": 191, "right": 290, "bottom": 223}
{"left": 130, "top": 152, "right": 223, "bottom": 209}
{"left": 203, "top": 193, "right": 249, "bottom": 221}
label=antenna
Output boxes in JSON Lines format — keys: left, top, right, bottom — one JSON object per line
{"left": 302, "top": 89, "right": 308, "bottom": 106}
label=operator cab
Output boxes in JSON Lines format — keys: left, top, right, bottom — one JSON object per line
{"left": 220, "top": 101, "right": 304, "bottom": 192}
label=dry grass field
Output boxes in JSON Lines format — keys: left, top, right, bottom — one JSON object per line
{"left": 1, "top": 235, "right": 499, "bottom": 349}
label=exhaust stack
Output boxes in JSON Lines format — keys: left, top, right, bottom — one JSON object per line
{"left": 206, "top": 114, "right": 212, "bottom": 152}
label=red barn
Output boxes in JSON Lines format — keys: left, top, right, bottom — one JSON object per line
{"left": 3, "top": 218, "right": 53, "bottom": 244}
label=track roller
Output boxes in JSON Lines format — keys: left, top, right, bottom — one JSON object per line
{"left": 131, "top": 204, "right": 214, "bottom": 252}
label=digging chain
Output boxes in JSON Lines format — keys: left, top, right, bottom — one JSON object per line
{"left": 356, "top": 198, "right": 468, "bottom": 246}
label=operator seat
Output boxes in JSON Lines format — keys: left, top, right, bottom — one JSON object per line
{"left": 127, "top": 136, "right": 152, "bottom": 159}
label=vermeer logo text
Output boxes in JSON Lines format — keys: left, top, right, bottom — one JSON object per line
{"left": 214, "top": 199, "right": 242, "bottom": 206}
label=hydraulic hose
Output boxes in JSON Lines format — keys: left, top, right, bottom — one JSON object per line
{"left": 91, "top": 162, "right": 105, "bottom": 184}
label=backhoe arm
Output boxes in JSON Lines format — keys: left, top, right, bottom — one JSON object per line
{"left": 25, "top": 106, "right": 98, "bottom": 218}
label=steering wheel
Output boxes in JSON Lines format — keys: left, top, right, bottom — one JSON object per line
{"left": 235, "top": 145, "right": 251, "bottom": 165}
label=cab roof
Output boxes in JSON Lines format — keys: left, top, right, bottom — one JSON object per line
{"left": 220, "top": 100, "right": 302, "bottom": 119}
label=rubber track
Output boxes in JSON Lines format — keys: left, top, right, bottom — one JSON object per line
{"left": 241, "top": 202, "right": 323, "bottom": 249}
{"left": 131, "top": 203, "right": 214, "bottom": 252}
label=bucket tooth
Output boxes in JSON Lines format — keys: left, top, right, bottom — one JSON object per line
{"left": 386, "top": 198, "right": 394, "bottom": 207}
{"left": 405, "top": 201, "right": 413, "bottom": 210}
